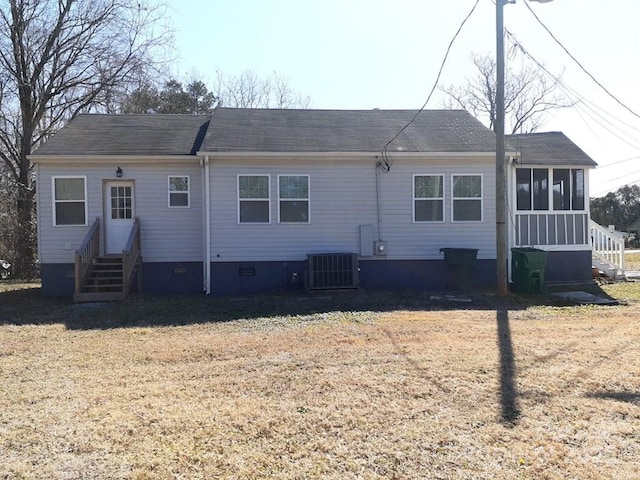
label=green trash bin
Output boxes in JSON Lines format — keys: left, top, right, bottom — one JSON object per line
{"left": 511, "top": 247, "right": 548, "bottom": 294}
{"left": 440, "top": 247, "right": 478, "bottom": 290}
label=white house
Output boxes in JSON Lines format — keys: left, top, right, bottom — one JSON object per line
{"left": 30, "top": 108, "right": 597, "bottom": 300}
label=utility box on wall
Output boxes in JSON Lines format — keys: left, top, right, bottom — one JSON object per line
{"left": 360, "top": 225, "right": 374, "bottom": 256}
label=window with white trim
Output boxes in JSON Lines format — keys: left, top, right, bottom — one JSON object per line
{"left": 278, "top": 175, "right": 309, "bottom": 223}
{"left": 413, "top": 175, "right": 444, "bottom": 222}
{"left": 516, "top": 168, "right": 584, "bottom": 211}
{"left": 516, "top": 168, "right": 549, "bottom": 211}
{"left": 53, "top": 176, "right": 87, "bottom": 226}
{"left": 169, "top": 176, "right": 190, "bottom": 207}
{"left": 553, "top": 168, "right": 585, "bottom": 211}
{"left": 238, "top": 175, "right": 270, "bottom": 223}
{"left": 452, "top": 174, "right": 482, "bottom": 222}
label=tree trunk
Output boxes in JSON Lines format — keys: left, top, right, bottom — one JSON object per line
{"left": 14, "top": 186, "right": 35, "bottom": 277}
{"left": 13, "top": 144, "right": 36, "bottom": 277}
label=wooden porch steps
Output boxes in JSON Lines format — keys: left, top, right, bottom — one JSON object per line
{"left": 592, "top": 255, "right": 626, "bottom": 281}
{"left": 73, "top": 255, "right": 127, "bottom": 303}
{"left": 590, "top": 220, "right": 626, "bottom": 282}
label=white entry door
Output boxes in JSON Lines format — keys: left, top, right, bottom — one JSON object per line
{"left": 105, "top": 181, "right": 135, "bottom": 254}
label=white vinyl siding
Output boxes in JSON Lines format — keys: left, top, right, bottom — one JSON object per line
{"left": 452, "top": 174, "right": 483, "bottom": 222}
{"left": 413, "top": 174, "right": 444, "bottom": 222}
{"left": 168, "top": 176, "right": 190, "bottom": 207}
{"left": 210, "top": 157, "right": 496, "bottom": 262}
{"left": 36, "top": 156, "right": 496, "bottom": 265}
{"left": 278, "top": 175, "right": 310, "bottom": 223}
{"left": 238, "top": 174, "right": 271, "bottom": 223}
{"left": 38, "top": 163, "right": 203, "bottom": 263}
{"left": 52, "top": 176, "right": 87, "bottom": 226}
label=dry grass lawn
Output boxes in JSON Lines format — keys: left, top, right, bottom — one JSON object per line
{"left": 625, "top": 252, "right": 640, "bottom": 271}
{"left": 1, "top": 282, "right": 639, "bottom": 479}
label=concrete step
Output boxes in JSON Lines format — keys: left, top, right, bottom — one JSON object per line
{"left": 73, "top": 291, "right": 126, "bottom": 303}
{"left": 81, "top": 283, "right": 124, "bottom": 292}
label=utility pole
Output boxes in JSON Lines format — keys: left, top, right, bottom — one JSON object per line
{"left": 496, "top": 0, "right": 508, "bottom": 296}
{"left": 496, "top": 0, "right": 554, "bottom": 296}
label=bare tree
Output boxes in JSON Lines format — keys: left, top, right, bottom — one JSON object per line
{"left": 0, "top": 0, "right": 172, "bottom": 275}
{"left": 214, "top": 70, "right": 311, "bottom": 109}
{"left": 440, "top": 52, "right": 572, "bottom": 134}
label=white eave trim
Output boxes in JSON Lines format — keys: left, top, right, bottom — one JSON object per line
{"left": 512, "top": 161, "right": 597, "bottom": 169}
{"left": 197, "top": 151, "right": 497, "bottom": 160}
{"left": 29, "top": 155, "right": 203, "bottom": 164}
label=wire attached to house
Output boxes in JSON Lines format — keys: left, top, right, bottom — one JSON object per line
{"left": 379, "top": 0, "right": 481, "bottom": 167}
{"left": 522, "top": 1, "right": 640, "bottom": 120}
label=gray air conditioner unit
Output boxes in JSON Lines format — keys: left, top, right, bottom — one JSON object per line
{"left": 307, "top": 253, "right": 359, "bottom": 290}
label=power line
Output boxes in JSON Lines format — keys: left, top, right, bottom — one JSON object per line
{"left": 591, "top": 178, "right": 640, "bottom": 198}
{"left": 381, "top": 0, "right": 481, "bottom": 158}
{"left": 597, "top": 155, "right": 640, "bottom": 170}
{"left": 593, "top": 168, "right": 640, "bottom": 188}
{"left": 522, "top": 1, "right": 640, "bottom": 120}
{"left": 591, "top": 168, "right": 640, "bottom": 197}
{"left": 505, "top": 30, "right": 640, "bottom": 151}
{"left": 504, "top": 30, "right": 640, "bottom": 136}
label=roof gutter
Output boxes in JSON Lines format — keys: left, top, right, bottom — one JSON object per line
{"left": 197, "top": 151, "right": 500, "bottom": 160}
{"left": 29, "top": 155, "right": 201, "bottom": 164}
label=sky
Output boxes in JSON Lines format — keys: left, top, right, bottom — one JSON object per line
{"left": 167, "top": 0, "right": 640, "bottom": 198}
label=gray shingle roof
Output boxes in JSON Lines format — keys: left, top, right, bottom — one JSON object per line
{"left": 507, "top": 132, "right": 597, "bottom": 167}
{"left": 201, "top": 108, "right": 497, "bottom": 153}
{"left": 33, "top": 114, "right": 212, "bottom": 156}
{"left": 33, "top": 111, "right": 595, "bottom": 166}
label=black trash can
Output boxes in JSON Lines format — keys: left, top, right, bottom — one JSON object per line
{"left": 440, "top": 248, "right": 478, "bottom": 290}
{"left": 511, "top": 247, "right": 548, "bottom": 294}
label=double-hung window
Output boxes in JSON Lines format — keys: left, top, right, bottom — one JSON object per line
{"left": 238, "top": 175, "right": 270, "bottom": 223}
{"left": 168, "top": 176, "right": 190, "bottom": 207}
{"left": 278, "top": 175, "right": 309, "bottom": 223}
{"left": 53, "top": 176, "right": 87, "bottom": 226}
{"left": 452, "top": 175, "right": 482, "bottom": 222}
{"left": 413, "top": 175, "right": 444, "bottom": 222}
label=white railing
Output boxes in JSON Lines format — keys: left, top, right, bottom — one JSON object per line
{"left": 590, "top": 220, "right": 625, "bottom": 272}
{"left": 514, "top": 213, "right": 589, "bottom": 247}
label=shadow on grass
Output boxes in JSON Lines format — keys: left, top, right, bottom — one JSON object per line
{"left": 546, "top": 282, "right": 623, "bottom": 302}
{"left": 0, "top": 282, "right": 624, "bottom": 331}
{"left": 0, "top": 286, "right": 72, "bottom": 326}
{"left": 380, "top": 326, "right": 452, "bottom": 394}
{"left": 586, "top": 391, "right": 640, "bottom": 406}
{"left": 497, "top": 308, "right": 520, "bottom": 426}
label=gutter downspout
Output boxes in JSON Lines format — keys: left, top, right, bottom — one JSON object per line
{"left": 204, "top": 155, "right": 211, "bottom": 294}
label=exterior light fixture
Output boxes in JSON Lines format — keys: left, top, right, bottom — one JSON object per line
{"left": 116, "top": 166, "right": 123, "bottom": 178}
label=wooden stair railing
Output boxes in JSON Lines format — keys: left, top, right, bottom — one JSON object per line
{"left": 73, "top": 217, "right": 142, "bottom": 303}
{"left": 74, "top": 218, "right": 101, "bottom": 297}
{"left": 122, "top": 217, "right": 142, "bottom": 297}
